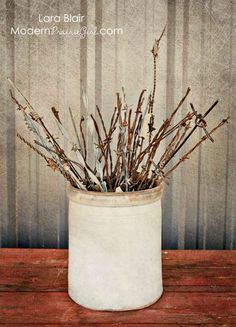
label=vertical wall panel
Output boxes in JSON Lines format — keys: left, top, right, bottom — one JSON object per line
{"left": 225, "top": 0, "right": 236, "bottom": 250}
{"left": 170, "top": 0, "right": 185, "bottom": 249}
{"left": 95, "top": 0, "right": 102, "bottom": 113}
{"left": 101, "top": 0, "right": 117, "bottom": 171}
{"left": 182, "top": 0, "right": 202, "bottom": 249}
{"left": 152, "top": 0, "right": 168, "bottom": 247}
{"left": 199, "top": 0, "right": 231, "bottom": 249}
{"left": 197, "top": 0, "right": 209, "bottom": 249}
{"left": 162, "top": 0, "right": 176, "bottom": 249}
{"left": 178, "top": 0, "right": 189, "bottom": 249}
{"left": 36, "top": 1, "right": 60, "bottom": 248}
{"left": 5, "top": 0, "right": 16, "bottom": 247}
{"left": 101, "top": 0, "right": 116, "bottom": 121}
{"left": 115, "top": 0, "right": 126, "bottom": 91}
{"left": 86, "top": 0, "right": 96, "bottom": 170}
{"left": 56, "top": 0, "right": 67, "bottom": 249}
{"left": 15, "top": 0, "right": 31, "bottom": 247}
{"left": 80, "top": 0, "right": 87, "bottom": 116}
{"left": 0, "top": 0, "right": 8, "bottom": 247}
{"left": 28, "top": 0, "right": 40, "bottom": 248}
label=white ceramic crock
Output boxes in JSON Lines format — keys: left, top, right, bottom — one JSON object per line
{"left": 67, "top": 183, "right": 163, "bottom": 311}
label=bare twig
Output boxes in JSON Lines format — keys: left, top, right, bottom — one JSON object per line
{"left": 79, "top": 116, "right": 87, "bottom": 160}
{"left": 156, "top": 117, "right": 229, "bottom": 185}
{"left": 68, "top": 107, "right": 82, "bottom": 151}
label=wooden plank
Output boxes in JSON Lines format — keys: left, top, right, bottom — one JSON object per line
{"left": 0, "top": 291, "right": 235, "bottom": 324}
{"left": 0, "top": 249, "right": 68, "bottom": 267}
{"left": 162, "top": 250, "right": 236, "bottom": 267}
{"left": 163, "top": 267, "right": 235, "bottom": 284}
{"left": 2, "top": 249, "right": 236, "bottom": 267}
{"left": 4, "top": 325, "right": 231, "bottom": 327}
{"left": 0, "top": 250, "right": 235, "bottom": 292}
{"left": 0, "top": 250, "right": 235, "bottom": 324}
{"left": 0, "top": 325, "right": 157, "bottom": 327}
{"left": 0, "top": 266, "right": 67, "bottom": 292}
{"left": 3, "top": 325, "right": 229, "bottom": 327}
{"left": 0, "top": 265, "right": 235, "bottom": 293}
{"left": 6, "top": 325, "right": 232, "bottom": 327}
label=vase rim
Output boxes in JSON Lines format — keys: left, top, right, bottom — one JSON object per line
{"left": 67, "top": 183, "right": 163, "bottom": 207}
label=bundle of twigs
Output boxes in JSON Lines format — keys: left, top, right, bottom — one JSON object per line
{"left": 10, "top": 27, "right": 229, "bottom": 192}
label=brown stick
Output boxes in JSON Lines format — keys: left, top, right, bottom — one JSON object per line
{"left": 90, "top": 114, "right": 112, "bottom": 189}
{"left": 17, "top": 133, "right": 49, "bottom": 162}
{"left": 163, "top": 99, "right": 219, "bottom": 168}
{"left": 133, "top": 88, "right": 191, "bottom": 170}
{"left": 96, "top": 105, "right": 113, "bottom": 175}
{"left": 156, "top": 117, "right": 229, "bottom": 186}
{"left": 17, "top": 133, "right": 76, "bottom": 186}
{"left": 79, "top": 117, "right": 87, "bottom": 161}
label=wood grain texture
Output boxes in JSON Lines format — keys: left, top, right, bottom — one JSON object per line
{"left": 0, "top": 249, "right": 235, "bottom": 293}
{"left": 0, "top": 249, "right": 235, "bottom": 325}
{"left": 0, "top": 0, "right": 235, "bottom": 249}
{"left": 1, "top": 291, "right": 236, "bottom": 324}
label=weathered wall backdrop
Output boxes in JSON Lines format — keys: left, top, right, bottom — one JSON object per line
{"left": 0, "top": 0, "right": 235, "bottom": 249}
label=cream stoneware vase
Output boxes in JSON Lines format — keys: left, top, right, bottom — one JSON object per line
{"left": 67, "top": 183, "right": 163, "bottom": 311}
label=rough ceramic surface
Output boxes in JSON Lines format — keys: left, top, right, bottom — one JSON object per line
{"left": 67, "top": 186, "right": 163, "bottom": 311}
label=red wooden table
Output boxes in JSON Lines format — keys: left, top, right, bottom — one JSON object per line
{"left": 0, "top": 249, "right": 235, "bottom": 326}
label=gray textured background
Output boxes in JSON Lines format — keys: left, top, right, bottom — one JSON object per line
{"left": 0, "top": 0, "right": 235, "bottom": 249}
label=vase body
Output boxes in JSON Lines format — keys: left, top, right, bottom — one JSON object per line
{"left": 67, "top": 184, "right": 163, "bottom": 311}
